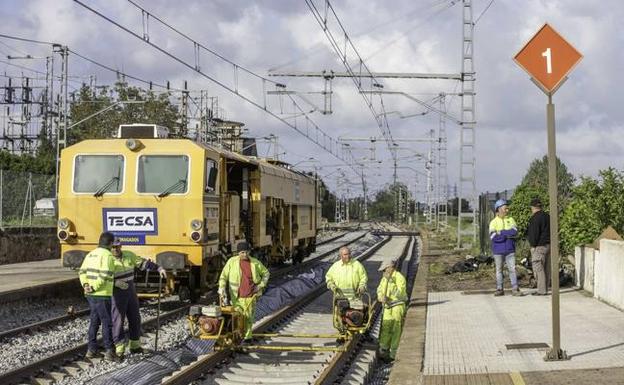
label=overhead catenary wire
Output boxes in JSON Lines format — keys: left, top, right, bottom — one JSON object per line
{"left": 304, "top": 0, "right": 397, "bottom": 162}
{"left": 72, "top": 0, "right": 356, "bottom": 170}
{"left": 362, "top": 0, "right": 459, "bottom": 62}
{"left": 474, "top": 0, "right": 495, "bottom": 25}
{"left": 269, "top": 0, "right": 451, "bottom": 71}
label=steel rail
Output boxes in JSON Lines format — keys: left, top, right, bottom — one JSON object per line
{"left": 0, "top": 231, "right": 347, "bottom": 343}
{"left": 315, "top": 236, "right": 413, "bottom": 384}
{"left": 161, "top": 235, "right": 392, "bottom": 385}
{"left": 0, "top": 231, "right": 365, "bottom": 385}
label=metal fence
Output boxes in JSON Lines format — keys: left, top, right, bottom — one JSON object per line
{"left": 478, "top": 189, "right": 514, "bottom": 254}
{"left": 0, "top": 170, "right": 56, "bottom": 228}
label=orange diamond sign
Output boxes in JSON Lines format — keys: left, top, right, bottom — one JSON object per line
{"left": 514, "top": 23, "right": 582, "bottom": 93}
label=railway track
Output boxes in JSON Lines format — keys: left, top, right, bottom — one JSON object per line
{"left": 0, "top": 230, "right": 366, "bottom": 385}
{"left": 0, "top": 231, "right": 348, "bottom": 342}
{"left": 160, "top": 235, "right": 414, "bottom": 385}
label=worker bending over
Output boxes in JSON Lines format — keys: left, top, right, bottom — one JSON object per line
{"left": 111, "top": 240, "right": 167, "bottom": 358}
{"left": 218, "top": 242, "right": 269, "bottom": 343}
{"left": 326, "top": 246, "right": 368, "bottom": 301}
{"left": 376, "top": 259, "right": 407, "bottom": 362}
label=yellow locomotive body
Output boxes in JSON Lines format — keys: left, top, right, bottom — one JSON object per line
{"left": 59, "top": 124, "right": 319, "bottom": 300}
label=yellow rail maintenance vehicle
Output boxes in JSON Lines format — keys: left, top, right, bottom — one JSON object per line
{"left": 59, "top": 123, "right": 320, "bottom": 301}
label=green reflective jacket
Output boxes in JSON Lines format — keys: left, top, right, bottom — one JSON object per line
{"left": 113, "top": 250, "right": 156, "bottom": 288}
{"left": 79, "top": 247, "right": 115, "bottom": 297}
{"left": 377, "top": 270, "right": 407, "bottom": 308}
{"left": 325, "top": 259, "right": 368, "bottom": 300}
{"left": 218, "top": 255, "right": 269, "bottom": 301}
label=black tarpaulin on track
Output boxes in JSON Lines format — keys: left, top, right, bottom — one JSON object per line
{"left": 88, "top": 262, "right": 333, "bottom": 385}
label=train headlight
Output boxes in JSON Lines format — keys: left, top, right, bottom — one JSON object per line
{"left": 190, "top": 219, "right": 203, "bottom": 231}
{"left": 125, "top": 138, "right": 142, "bottom": 151}
{"left": 190, "top": 231, "right": 202, "bottom": 242}
{"left": 58, "top": 230, "right": 69, "bottom": 241}
{"left": 58, "top": 218, "right": 70, "bottom": 229}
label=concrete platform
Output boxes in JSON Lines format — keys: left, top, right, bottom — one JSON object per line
{"left": 424, "top": 290, "right": 624, "bottom": 375}
{"left": 0, "top": 259, "right": 79, "bottom": 303}
{"left": 388, "top": 244, "right": 624, "bottom": 385}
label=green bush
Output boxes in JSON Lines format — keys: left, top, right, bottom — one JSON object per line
{"left": 560, "top": 168, "right": 624, "bottom": 254}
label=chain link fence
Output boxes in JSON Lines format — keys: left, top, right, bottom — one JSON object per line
{"left": 0, "top": 170, "right": 56, "bottom": 228}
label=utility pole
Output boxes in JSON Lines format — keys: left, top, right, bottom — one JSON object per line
{"left": 53, "top": 44, "right": 68, "bottom": 198}
{"left": 180, "top": 81, "right": 189, "bottom": 137}
{"left": 457, "top": 0, "right": 477, "bottom": 248}
{"left": 437, "top": 93, "right": 449, "bottom": 231}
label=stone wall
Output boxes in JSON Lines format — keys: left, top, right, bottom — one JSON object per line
{"left": 0, "top": 227, "right": 59, "bottom": 265}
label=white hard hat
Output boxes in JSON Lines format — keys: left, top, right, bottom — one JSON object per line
{"left": 379, "top": 260, "right": 396, "bottom": 272}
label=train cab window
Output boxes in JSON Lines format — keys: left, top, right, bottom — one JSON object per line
{"left": 73, "top": 155, "right": 124, "bottom": 193}
{"left": 137, "top": 155, "right": 189, "bottom": 194}
{"left": 205, "top": 159, "right": 218, "bottom": 193}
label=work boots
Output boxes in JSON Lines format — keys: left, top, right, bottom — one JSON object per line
{"left": 103, "top": 349, "right": 121, "bottom": 363}
{"left": 85, "top": 350, "right": 101, "bottom": 359}
{"left": 494, "top": 289, "right": 504, "bottom": 296}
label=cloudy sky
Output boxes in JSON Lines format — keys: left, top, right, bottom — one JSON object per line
{"left": 1, "top": 0, "right": 621, "bottom": 200}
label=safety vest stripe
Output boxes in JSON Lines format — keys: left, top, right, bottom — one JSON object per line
{"left": 80, "top": 268, "right": 114, "bottom": 276}
{"left": 114, "top": 270, "right": 134, "bottom": 279}
{"left": 386, "top": 300, "right": 406, "bottom": 308}
{"left": 85, "top": 274, "right": 114, "bottom": 281}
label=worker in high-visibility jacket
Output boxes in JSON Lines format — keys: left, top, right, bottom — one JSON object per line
{"left": 111, "top": 240, "right": 167, "bottom": 358}
{"left": 325, "top": 246, "right": 368, "bottom": 301}
{"left": 79, "top": 231, "right": 118, "bottom": 362}
{"left": 376, "top": 259, "right": 407, "bottom": 362}
{"left": 218, "top": 241, "right": 269, "bottom": 342}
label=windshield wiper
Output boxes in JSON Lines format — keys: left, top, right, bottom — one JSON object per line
{"left": 93, "top": 176, "right": 120, "bottom": 197}
{"left": 157, "top": 179, "right": 186, "bottom": 198}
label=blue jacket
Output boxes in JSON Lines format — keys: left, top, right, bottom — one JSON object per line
{"left": 489, "top": 216, "right": 518, "bottom": 255}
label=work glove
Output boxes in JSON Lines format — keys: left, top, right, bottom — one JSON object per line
{"left": 328, "top": 282, "right": 337, "bottom": 292}
{"left": 83, "top": 283, "right": 93, "bottom": 294}
{"left": 217, "top": 287, "right": 227, "bottom": 303}
{"left": 356, "top": 286, "right": 366, "bottom": 296}
{"left": 115, "top": 280, "right": 129, "bottom": 290}
{"left": 158, "top": 267, "right": 167, "bottom": 280}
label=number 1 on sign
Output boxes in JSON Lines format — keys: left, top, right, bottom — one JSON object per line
{"left": 542, "top": 47, "right": 552, "bottom": 74}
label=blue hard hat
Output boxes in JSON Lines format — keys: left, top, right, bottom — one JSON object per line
{"left": 494, "top": 199, "right": 508, "bottom": 212}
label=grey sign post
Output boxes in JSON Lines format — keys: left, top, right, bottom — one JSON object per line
{"left": 513, "top": 23, "right": 582, "bottom": 361}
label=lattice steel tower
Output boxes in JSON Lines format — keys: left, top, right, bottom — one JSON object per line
{"left": 457, "top": 0, "right": 477, "bottom": 248}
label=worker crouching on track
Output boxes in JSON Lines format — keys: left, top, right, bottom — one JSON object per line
{"left": 377, "top": 260, "right": 407, "bottom": 362}
{"left": 326, "top": 246, "right": 368, "bottom": 300}
{"left": 218, "top": 242, "right": 269, "bottom": 343}
{"left": 79, "top": 231, "right": 118, "bottom": 361}
{"left": 111, "top": 240, "right": 167, "bottom": 358}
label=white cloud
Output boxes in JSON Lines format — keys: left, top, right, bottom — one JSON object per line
{"left": 0, "top": 0, "right": 622, "bottom": 197}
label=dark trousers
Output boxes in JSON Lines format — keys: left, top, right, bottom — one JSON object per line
{"left": 87, "top": 296, "right": 113, "bottom": 351}
{"left": 112, "top": 286, "right": 142, "bottom": 345}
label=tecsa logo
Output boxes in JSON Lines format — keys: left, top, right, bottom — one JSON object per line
{"left": 103, "top": 208, "right": 158, "bottom": 235}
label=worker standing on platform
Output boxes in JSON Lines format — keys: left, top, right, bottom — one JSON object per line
{"left": 489, "top": 199, "right": 521, "bottom": 296}
{"left": 218, "top": 242, "right": 269, "bottom": 343}
{"left": 326, "top": 246, "right": 368, "bottom": 301}
{"left": 111, "top": 240, "right": 167, "bottom": 358}
{"left": 527, "top": 198, "right": 550, "bottom": 295}
{"left": 79, "top": 231, "right": 118, "bottom": 361}
{"left": 377, "top": 259, "right": 407, "bottom": 362}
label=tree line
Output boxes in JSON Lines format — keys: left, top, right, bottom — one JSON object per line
{"left": 509, "top": 156, "right": 624, "bottom": 256}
